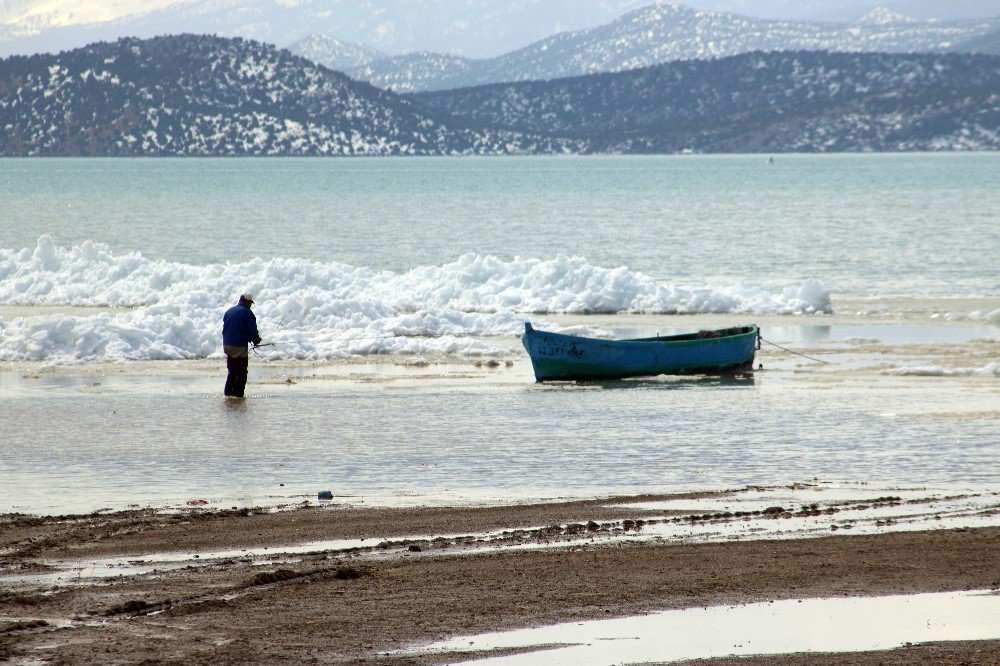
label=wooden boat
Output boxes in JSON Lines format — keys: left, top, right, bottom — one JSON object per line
{"left": 522, "top": 322, "right": 759, "bottom": 382}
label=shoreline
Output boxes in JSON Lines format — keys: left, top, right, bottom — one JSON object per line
{"left": 1, "top": 299, "right": 997, "bottom": 377}
{"left": 3, "top": 311, "right": 997, "bottom": 663}
{"left": 2, "top": 496, "right": 998, "bottom": 664}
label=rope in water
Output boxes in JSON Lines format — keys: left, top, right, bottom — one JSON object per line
{"left": 760, "top": 337, "right": 829, "bottom": 364}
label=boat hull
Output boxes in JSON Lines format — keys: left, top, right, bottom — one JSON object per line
{"left": 521, "top": 323, "right": 758, "bottom": 382}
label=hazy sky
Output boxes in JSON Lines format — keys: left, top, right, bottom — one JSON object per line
{"left": 4, "top": 1, "right": 999, "bottom": 27}
{"left": 2, "top": 0, "right": 998, "bottom": 59}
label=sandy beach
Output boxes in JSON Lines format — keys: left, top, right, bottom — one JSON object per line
{"left": 2, "top": 492, "right": 998, "bottom": 664}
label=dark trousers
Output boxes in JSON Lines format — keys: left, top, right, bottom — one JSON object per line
{"left": 225, "top": 354, "right": 249, "bottom": 397}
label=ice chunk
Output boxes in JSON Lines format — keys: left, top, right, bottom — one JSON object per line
{"left": 0, "top": 238, "right": 834, "bottom": 362}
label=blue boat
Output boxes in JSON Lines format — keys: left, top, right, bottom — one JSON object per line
{"left": 522, "top": 322, "right": 759, "bottom": 382}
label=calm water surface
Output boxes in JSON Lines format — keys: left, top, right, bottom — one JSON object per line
{"left": 2, "top": 366, "right": 996, "bottom": 513}
{"left": 3, "top": 154, "right": 998, "bottom": 294}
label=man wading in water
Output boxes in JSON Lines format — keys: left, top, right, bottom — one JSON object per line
{"left": 222, "top": 293, "right": 262, "bottom": 398}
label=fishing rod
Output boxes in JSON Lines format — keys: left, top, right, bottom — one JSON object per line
{"left": 250, "top": 342, "right": 278, "bottom": 356}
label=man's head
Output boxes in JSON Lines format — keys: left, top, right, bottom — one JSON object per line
{"left": 239, "top": 293, "right": 255, "bottom": 307}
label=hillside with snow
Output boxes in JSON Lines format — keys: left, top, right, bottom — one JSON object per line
{"left": 287, "top": 34, "right": 387, "bottom": 73}
{"left": 317, "top": 5, "right": 1000, "bottom": 92}
{"left": 3, "top": 35, "right": 997, "bottom": 156}
{"left": 412, "top": 51, "right": 1000, "bottom": 152}
{"left": 0, "top": 34, "right": 576, "bottom": 156}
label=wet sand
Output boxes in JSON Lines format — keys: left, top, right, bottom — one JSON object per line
{"left": 2, "top": 496, "right": 998, "bottom": 665}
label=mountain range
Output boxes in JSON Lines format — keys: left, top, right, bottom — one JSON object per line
{"left": 2, "top": 35, "right": 997, "bottom": 156}
{"left": 3, "top": 1, "right": 999, "bottom": 60}
{"left": 670, "top": 0, "right": 1000, "bottom": 22}
{"left": 294, "top": 4, "right": 1000, "bottom": 92}
{"left": 0, "top": 35, "right": 574, "bottom": 156}
{"left": 411, "top": 50, "right": 1000, "bottom": 153}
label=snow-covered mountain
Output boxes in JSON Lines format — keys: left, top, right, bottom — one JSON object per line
{"left": 411, "top": 51, "right": 1000, "bottom": 152}
{"left": 0, "top": 0, "right": 182, "bottom": 33}
{"left": 954, "top": 28, "right": 1000, "bottom": 55}
{"left": 677, "top": 0, "right": 1000, "bottom": 22}
{"left": 287, "top": 34, "right": 386, "bottom": 72}
{"left": 854, "top": 7, "right": 920, "bottom": 26}
{"left": 4, "top": 1, "right": 997, "bottom": 60}
{"left": 4, "top": 36, "right": 996, "bottom": 155}
{"left": 0, "top": 0, "right": 647, "bottom": 58}
{"left": 0, "top": 34, "right": 576, "bottom": 156}
{"left": 321, "top": 4, "right": 1000, "bottom": 92}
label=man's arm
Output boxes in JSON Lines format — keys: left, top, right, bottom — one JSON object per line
{"left": 247, "top": 312, "right": 262, "bottom": 347}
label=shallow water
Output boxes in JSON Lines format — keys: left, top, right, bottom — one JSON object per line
{"left": 1, "top": 155, "right": 997, "bottom": 515}
{"left": 404, "top": 590, "right": 1000, "bottom": 665}
{"left": 2, "top": 325, "right": 997, "bottom": 515}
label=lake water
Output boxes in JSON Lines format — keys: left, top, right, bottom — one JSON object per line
{"left": 3, "top": 153, "right": 998, "bottom": 293}
{"left": 0, "top": 154, "right": 997, "bottom": 514}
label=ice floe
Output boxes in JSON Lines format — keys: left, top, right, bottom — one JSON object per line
{"left": 0, "top": 237, "right": 833, "bottom": 361}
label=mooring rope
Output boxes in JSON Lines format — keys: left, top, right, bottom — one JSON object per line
{"left": 760, "top": 336, "right": 829, "bottom": 364}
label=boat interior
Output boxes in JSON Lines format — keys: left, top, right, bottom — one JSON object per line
{"left": 626, "top": 325, "right": 757, "bottom": 343}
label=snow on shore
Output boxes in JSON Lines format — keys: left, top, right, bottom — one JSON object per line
{"left": 0, "top": 236, "right": 833, "bottom": 362}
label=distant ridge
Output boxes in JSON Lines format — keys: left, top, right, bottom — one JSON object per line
{"left": 287, "top": 34, "right": 387, "bottom": 72}
{"left": 0, "top": 0, "right": 647, "bottom": 60}
{"left": 0, "top": 35, "right": 576, "bottom": 156}
{"left": 953, "top": 28, "right": 1000, "bottom": 54}
{"left": 411, "top": 51, "right": 1000, "bottom": 152}
{"left": 296, "top": 4, "right": 1000, "bottom": 92}
{"left": 3, "top": 36, "right": 997, "bottom": 155}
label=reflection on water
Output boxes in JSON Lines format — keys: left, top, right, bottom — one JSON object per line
{"left": 542, "top": 375, "right": 756, "bottom": 389}
{"left": 797, "top": 325, "right": 832, "bottom": 344}
{"left": 406, "top": 590, "right": 1000, "bottom": 665}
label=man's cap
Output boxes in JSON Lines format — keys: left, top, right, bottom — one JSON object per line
{"left": 240, "top": 292, "right": 254, "bottom": 303}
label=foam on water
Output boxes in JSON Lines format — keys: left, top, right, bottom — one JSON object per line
{"left": 0, "top": 237, "right": 832, "bottom": 362}
{"left": 881, "top": 362, "right": 1000, "bottom": 377}
{"left": 933, "top": 309, "right": 1000, "bottom": 322}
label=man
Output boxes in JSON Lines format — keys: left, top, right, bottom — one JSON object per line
{"left": 222, "top": 293, "right": 262, "bottom": 398}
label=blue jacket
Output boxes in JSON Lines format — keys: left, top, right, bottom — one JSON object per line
{"left": 222, "top": 303, "right": 262, "bottom": 348}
